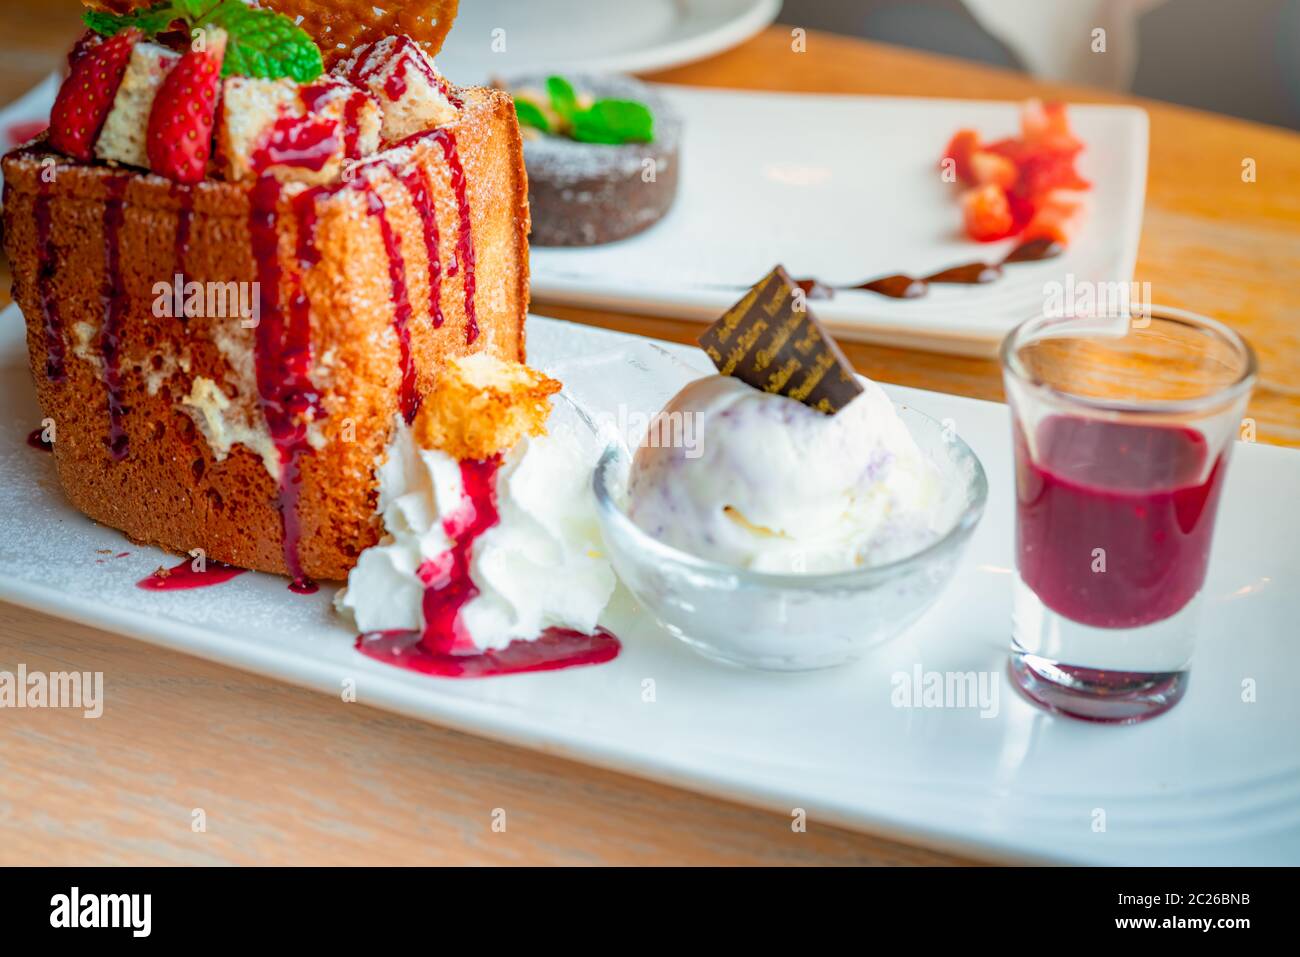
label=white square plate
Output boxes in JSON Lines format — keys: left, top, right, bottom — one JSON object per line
{"left": 530, "top": 88, "right": 1148, "bottom": 357}
{"left": 2, "top": 307, "right": 1296, "bottom": 865}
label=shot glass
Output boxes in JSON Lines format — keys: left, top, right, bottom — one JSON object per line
{"left": 1000, "top": 306, "right": 1256, "bottom": 723}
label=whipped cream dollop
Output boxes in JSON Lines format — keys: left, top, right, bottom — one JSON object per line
{"left": 627, "top": 375, "right": 944, "bottom": 573}
{"left": 336, "top": 416, "right": 615, "bottom": 651}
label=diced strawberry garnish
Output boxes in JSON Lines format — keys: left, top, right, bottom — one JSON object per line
{"left": 969, "top": 150, "right": 1018, "bottom": 189}
{"left": 1021, "top": 99, "right": 1083, "bottom": 153}
{"left": 48, "top": 28, "right": 140, "bottom": 161}
{"left": 941, "top": 100, "right": 1090, "bottom": 245}
{"left": 1015, "top": 148, "right": 1091, "bottom": 196}
{"left": 961, "top": 184, "right": 1015, "bottom": 242}
{"left": 983, "top": 136, "right": 1032, "bottom": 166}
{"left": 1006, "top": 189, "right": 1037, "bottom": 234}
{"left": 941, "top": 128, "right": 980, "bottom": 184}
{"left": 146, "top": 29, "right": 227, "bottom": 184}
{"left": 1021, "top": 192, "right": 1085, "bottom": 246}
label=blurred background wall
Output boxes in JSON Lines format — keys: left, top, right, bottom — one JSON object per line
{"left": 779, "top": 0, "right": 1300, "bottom": 130}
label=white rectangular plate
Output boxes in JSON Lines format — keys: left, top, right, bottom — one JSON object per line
{"left": 2, "top": 306, "right": 1296, "bottom": 865}
{"left": 530, "top": 88, "right": 1148, "bottom": 357}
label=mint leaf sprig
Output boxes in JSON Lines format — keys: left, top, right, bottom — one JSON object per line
{"left": 513, "top": 75, "right": 654, "bottom": 145}
{"left": 83, "top": 0, "right": 323, "bottom": 82}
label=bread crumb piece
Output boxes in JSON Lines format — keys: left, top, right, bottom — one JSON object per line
{"left": 413, "top": 354, "right": 561, "bottom": 461}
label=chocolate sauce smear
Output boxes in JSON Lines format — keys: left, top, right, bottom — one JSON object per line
{"left": 795, "top": 238, "right": 1065, "bottom": 301}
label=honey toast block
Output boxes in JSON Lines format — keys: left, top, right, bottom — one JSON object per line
{"left": 2, "top": 87, "right": 530, "bottom": 582}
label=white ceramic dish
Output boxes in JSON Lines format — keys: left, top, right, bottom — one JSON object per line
{"left": 1, "top": 307, "right": 1296, "bottom": 865}
{"left": 435, "top": 0, "right": 782, "bottom": 83}
{"left": 530, "top": 88, "right": 1148, "bottom": 357}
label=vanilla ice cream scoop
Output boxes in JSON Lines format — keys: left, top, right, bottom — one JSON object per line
{"left": 626, "top": 375, "right": 943, "bottom": 573}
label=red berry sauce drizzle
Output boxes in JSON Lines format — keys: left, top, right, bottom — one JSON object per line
{"left": 340, "top": 93, "right": 368, "bottom": 158}
{"left": 344, "top": 42, "right": 472, "bottom": 338}
{"left": 249, "top": 176, "right": 324, "bottom": 594}
{"left": 251, "top": 114, "right": 340, "bottom": 174}
{"left": 137, "top": 556, "right": 246, "bottom": 591}
{"left": 100, "top": 174, "right": 131, "bottom": 460}
{"left": 26, "top": 428, "right": 54, "bottom": 452}
{"left": 296, "top": 82, "right": 372, "bottom": 161}
{"left": 347, "top": 38, "right": 465, "bottom": 110}
{"left": 400, "top": 167, "right": 444, "bottom": 327}
{"left": 32, "top": 178, "right": 68, "bottom": 382}
{"left": 365, "top": 187, "right": 420, "bottom": 421}
{"left": 395, "top": 126, "right": 477, "bottom": 343}
{"left": 431, "top": 128, "right": 476, "bottom": 343}
{"left": 356, "top": 456, "right": 621, "bottom": 678}
{"left": 241, "top": 73, "right": 479, "bottom": 590}
{"left": 172, "top": 183, "right": 194, "bottom": 269}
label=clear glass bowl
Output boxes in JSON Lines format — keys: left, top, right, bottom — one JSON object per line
{"left": 592, "top": 405, "right": 989, "bottom": 671}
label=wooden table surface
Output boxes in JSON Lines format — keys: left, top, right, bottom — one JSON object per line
{"left": 1, "top": 2, "right": 1297, "bottom": 866}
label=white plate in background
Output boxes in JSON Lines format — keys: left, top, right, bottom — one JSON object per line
{"left": 529, "top": 89, "right": 1148, "bottom": 357}
{"left": 1, "top": 306, "right": 1297, "bottom": 865}
{"left": 0, "top": 70, "right": 57, "bottom": 188}
{"left": 0, "top": 0, "right": 781, "bottom": 160}
{"left": 436, "top": 0, "right": 781, "bottom": 83}
{"left": 0, "top": 55, "right": 1147, "bottom": 360}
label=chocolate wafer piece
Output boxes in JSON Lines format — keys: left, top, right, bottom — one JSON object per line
{"left": 697, "top": 265, "right": 864, "bottom": 415}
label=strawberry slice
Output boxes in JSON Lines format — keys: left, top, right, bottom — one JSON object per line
{"left": 48, "top": 28, "right": 140, "bottom": 161}
{"left": 67, "top": 30, "right": 105, "bottom": 69}
{"left": 146, "top": 29, "right": 227, "bottom": 184}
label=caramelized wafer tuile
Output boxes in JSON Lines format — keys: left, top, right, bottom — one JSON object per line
{"left": 81, "top": 0, "right": 462, "bottom": 69}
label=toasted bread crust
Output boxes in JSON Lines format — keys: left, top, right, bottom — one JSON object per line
{"left": 2, "top": 87, "right": 530, "bottom": 581}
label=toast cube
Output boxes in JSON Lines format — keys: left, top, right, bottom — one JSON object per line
{"left": 336, "top": 35, "right": 459, "bottom": 143}
{"left": 217, "top": 76, "right": 381, "bottom": 185}
{"left": 296, "top": 76, "right": 382, "bottom": 159}
{"left": 95, "top": 41, "right": 178, "bottom": 170}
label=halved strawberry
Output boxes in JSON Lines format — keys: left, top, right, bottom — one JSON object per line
{"left": 960, "top": 184, "right": 1015, "bottom": 242}
{"left": 48, "top": 27, "right": 140, "bottom": 161}
{"left": 146, "top": 28, "right": 227, "bottom": 184}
